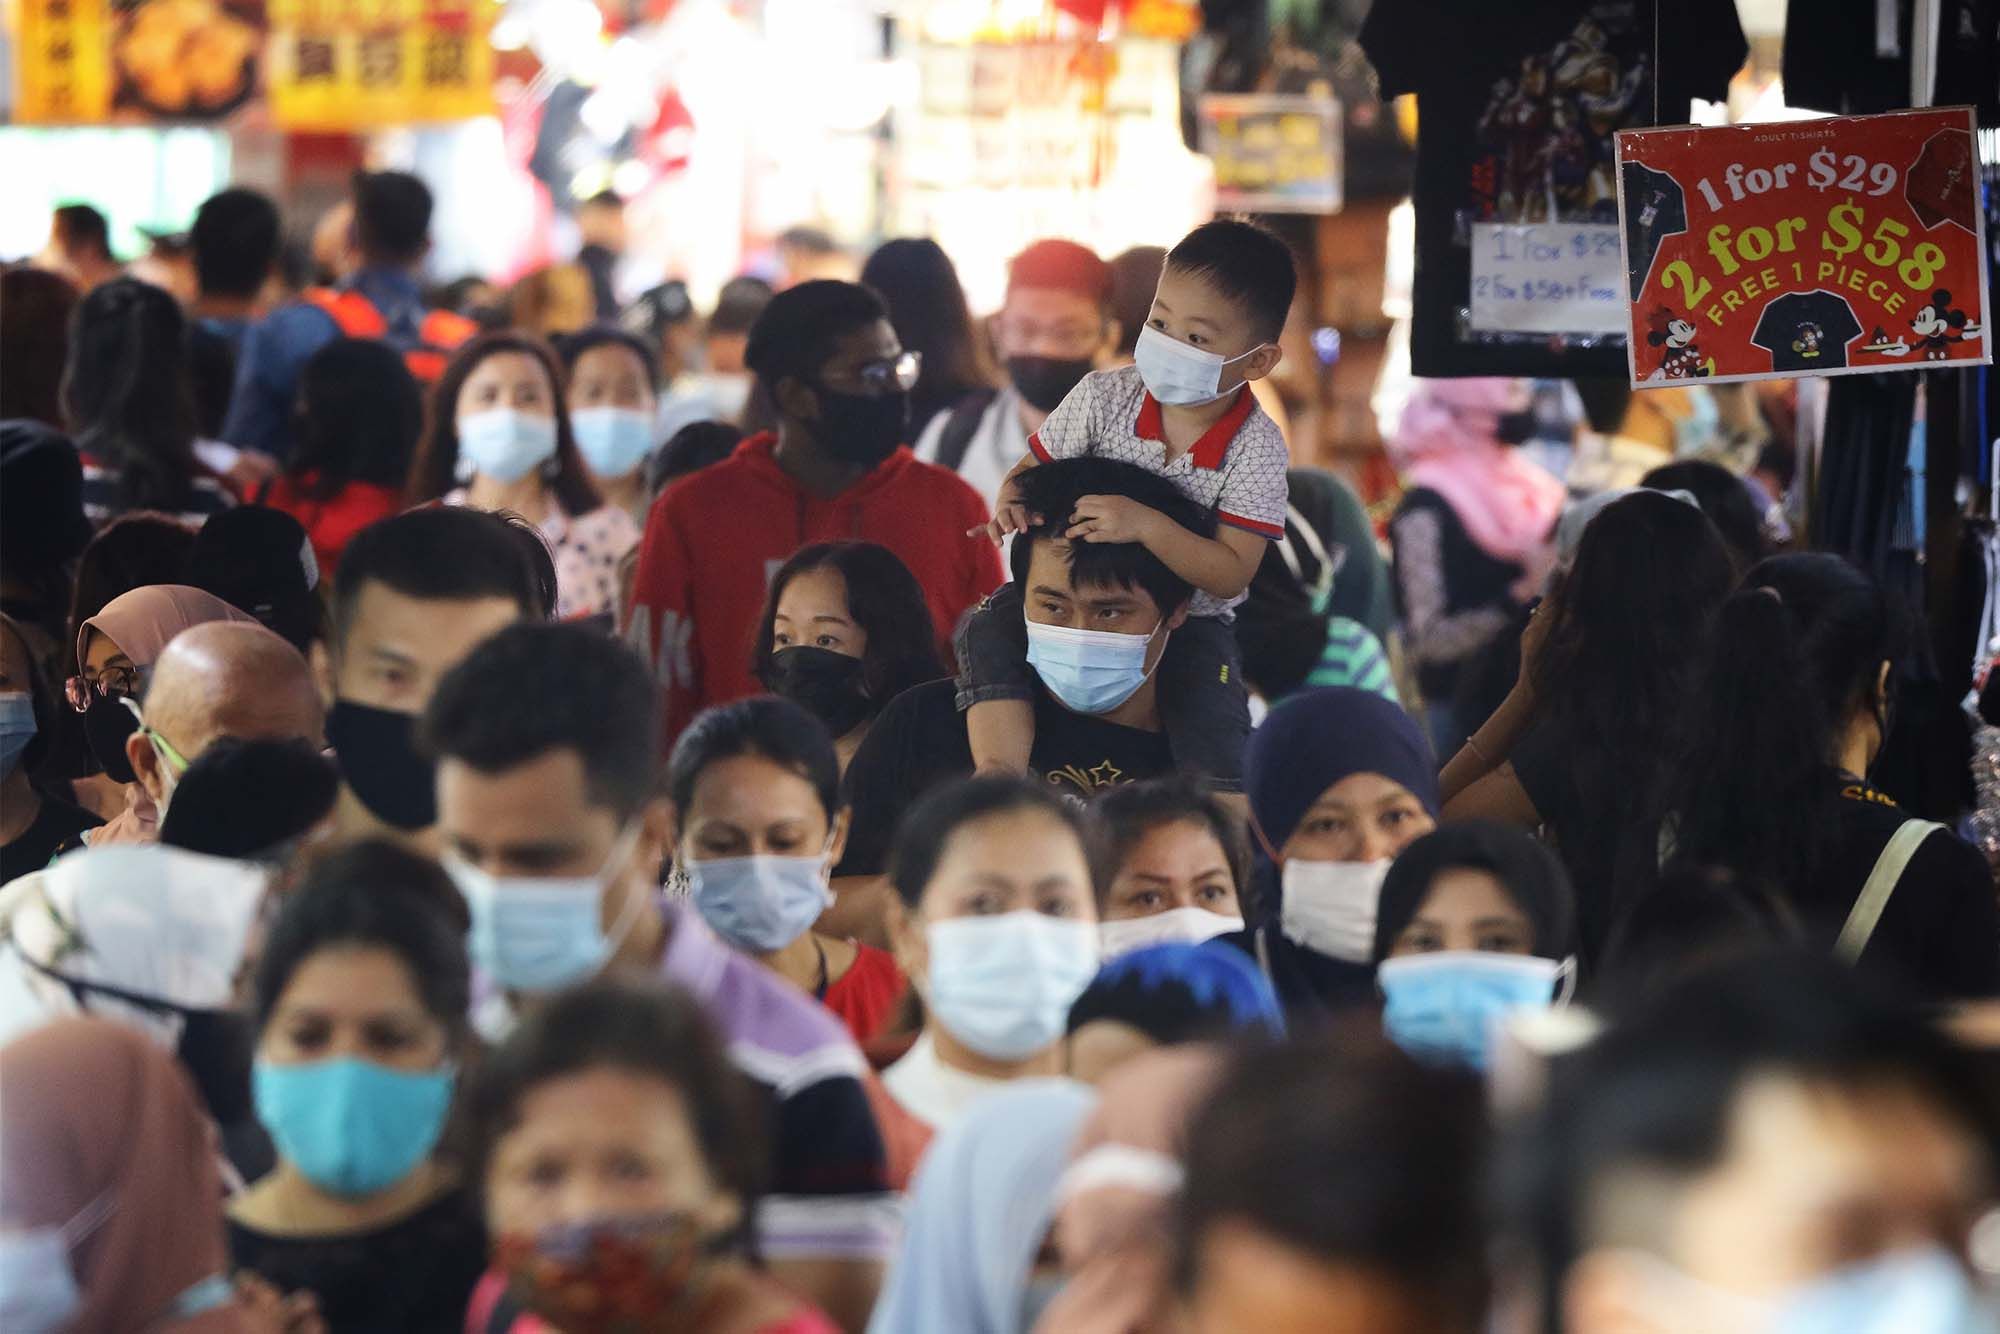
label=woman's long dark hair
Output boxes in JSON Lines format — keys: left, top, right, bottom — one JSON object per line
{"left": 751, "top": 541, "right": 945, "bottom": 703}
{"left": 1529, "top": 492, "right": 1733, "bottom": 934}
{"left": 1647, "top": 552, "right": 1900, "bottom": 899}
{"left": 289, "top": 338, "right": 425, "bottom": 501}
{"left": 62, "top": 278, "right": 202, "bottom": 514}
{"left": 859, "top": 238, "right": 996, "bottom": 427}
{"left": 404, "top": 332, "right": 601, "bottom": 517}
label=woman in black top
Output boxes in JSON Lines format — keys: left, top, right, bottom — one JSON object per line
{"left": 0, "top": 612, "right": 99, "bottom": 882}
{"left": 229, "top": 841, "right": 485, "bottom": 1331}
{"left": 1643, "top": 553, "right": 1998, "bottom": 1000}
{"left": 1441, "top": 491, "right": 1735, "bottom": 964}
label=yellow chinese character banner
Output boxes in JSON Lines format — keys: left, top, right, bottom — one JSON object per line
{"left": 266, "top": 0, "right": 494, "bottom": 130}
{"left": 9, "top": 0, "right": 493, "bottom": 125}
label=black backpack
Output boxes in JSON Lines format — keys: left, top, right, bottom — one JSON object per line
{"left": 932, "top": 388, "right": 1000, "bottom": 472}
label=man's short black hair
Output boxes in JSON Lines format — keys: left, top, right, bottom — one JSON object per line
{"left": 332, "top": 508, "right": 544, "bottom": 648}
{"left": 422, "top": 623, "right": 660, "bottom": 819}
{"left": 742, "top": 280, "right": 885, "bottom": 390}
{"left": 1504, "top": 952, "right": 1999, "bottom": 1334}
{"left": 1007, "top": 457, "right": 1210, "bottom": 617}
{"left": 710, "top": 276, "right": 776, "bottom": 338}
{"left": 351, "top": 170, "right": 432, "bottom": 266}
{"left": 1165, "top": 218, "right": 1298, "bottom": 343}
{"left": 190, "top": 188, "right": 281, "bottom": 300}
{"left": 53, "top": 203, "right": 111, "bottom": 260}
{"left": 777, "top": 225, "right": 839, "bottom": 257}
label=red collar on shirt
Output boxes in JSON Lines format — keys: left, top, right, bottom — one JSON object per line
{"left": 1132, "top": 385, "right": 1255, "bottom": 470}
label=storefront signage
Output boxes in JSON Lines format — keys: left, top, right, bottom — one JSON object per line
{"left": 1615, "top": 106, "right": 1989, "bottom": 387}
{"left": 266, "top": 0, "right": 494, "bottom": 130}
{"left": 1469, "top": 223, "right": 1627, "bottom": 336}
{"left": 1197, "top": 93, "right": 1343, "bottom": 215}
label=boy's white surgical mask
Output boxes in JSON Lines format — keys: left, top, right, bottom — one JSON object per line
{"left": 1133, "top": 325, "right": 1267, "bottom": 406}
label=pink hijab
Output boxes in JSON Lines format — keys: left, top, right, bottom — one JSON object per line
{"left": 1391, "top": 378, "right": 1565, "bottom": 569}
{"left": 76, "top": 584, "right": 256, "bottom": 673}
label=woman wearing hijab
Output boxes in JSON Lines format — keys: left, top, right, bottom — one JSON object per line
{"left": 0, "top": 1017, "right": 255, "bottom": 1332}
{"left": 868, "top": 1079, "right": 1097, "bottom": 1334}
{"left": 1234, "top": 687, "right": 1441, "bottom": 1016}
{"left": 1035, "top": 1046, "right": 1223, "bottom": 1334}
{"left": 1370, "top": 823, "right": 1576, "bottom": 1071}
{"left": 1388, "top": 378, "right": 1564, "bottom": 754}
{"left": 66, "top": 583, "right": 254, "bottom": 845}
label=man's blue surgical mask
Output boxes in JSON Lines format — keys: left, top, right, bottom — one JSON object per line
{"left": 1026, "top": 619, "right": 1166, "bottom": 715}
{"left": 1377, "top": 950, "right": 1570, "bottom": 1071}
{"left": 447, "top": 823, "right": 645, "bottom": 992}
{"left": 0, "top": 691, "right": 37, "bottom": 780}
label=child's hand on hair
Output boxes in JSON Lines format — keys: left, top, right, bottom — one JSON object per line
{"left": 1066, "top": 494, "right": 1157, "bottom": 545}
{"left": 972, "top": 480, "right": 1038, "bottom": 544}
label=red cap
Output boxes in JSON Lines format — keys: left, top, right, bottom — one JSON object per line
{"left": 1007, "top": 239, "right": 1113, "bottom": 305}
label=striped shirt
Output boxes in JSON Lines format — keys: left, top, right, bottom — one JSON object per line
{"left": 656, "top": 904, "right": 899, "bottom": 1261}
{"left": 80, "top": 453, "right": 234, "bottom": 530}
{"left": 1026, "top": 364, "right": 1289, "bottom": 618}
{"left": 1304, "top": 616, "right": 1399, "bottom": 702}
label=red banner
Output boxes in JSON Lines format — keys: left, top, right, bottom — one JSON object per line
{"left": 1616, "top": 107, "right": 1990, "bottom": 387}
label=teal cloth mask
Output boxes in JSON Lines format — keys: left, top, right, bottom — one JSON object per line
{"left": 253, "top": 1056, "right": 455, "bottom": 1196}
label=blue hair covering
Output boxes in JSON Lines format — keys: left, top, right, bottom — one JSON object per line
{"left": 868, "top": 1079, "right": 1097, "bottom": 1334}
{"left": 1245, "top": 686, "right": 1439, "bottom": 858}
{"left": 1066, "top": 942, "right": 1285, "bottom": 1041}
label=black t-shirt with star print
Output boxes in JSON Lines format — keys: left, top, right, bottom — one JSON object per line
{"left": 837, "top": 678, "right": 1175, "bottom": 878}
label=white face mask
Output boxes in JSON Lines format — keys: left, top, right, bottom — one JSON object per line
{"left": 456, "top": 408, "right": 559, "bottom": 484}
{"left": 1098, "top": 905, "right": 1243, "bottom": 958}
{"left": 570, "top": 406, "right": 657, "bottom": 479}
{"left": 925, "top": 911, "right": 1100, "bottom": 1061}
{"left": 1278, "top": 857, "right": 1391, "bottom": 963}
{"left": 1132, "top": 324, "right": 1266, "bottom": 407}
{"left": 0, "top": 1190, "right": 114, "bottom": 1333}
{"left": 445, "top": 823, "right": 645, "bottom": 993}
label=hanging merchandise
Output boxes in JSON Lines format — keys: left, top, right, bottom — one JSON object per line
{"left": 1616, "top": 106, "right": 1992, "bottom": 386}
{"left": 1357, "top": 0, "right": 1747, "bottom": 378}
{"left": 1782, "top": 0, "right": 1999, "bottom": 123}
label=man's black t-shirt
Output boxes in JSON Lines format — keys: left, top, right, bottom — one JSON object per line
{"left": 1751, "top": 291, "right": 1864, "bottom": 373}
{"left": 1359, "top": 0, "right": 1746, "bottom": 377}
{"left": 838, "top": 679, "right": 1176, "bottom": 877}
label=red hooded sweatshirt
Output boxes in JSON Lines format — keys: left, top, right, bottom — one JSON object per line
{"left": 626, "top": 432, "right": 1002, "bottom": 751}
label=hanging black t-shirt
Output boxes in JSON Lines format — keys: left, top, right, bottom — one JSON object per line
{"left": 1359, "top": 0, "right": 1747, "bottom": 377}
{"left": 1751, "top": 291, "right": 1864, "bottom": 373}
{"left": 1620, "top": 161, "right": 1687, "bottom": 300}
{"left": 839, "top": 679, "right": 1175, "bottom": 877}
{"left": 1784, "top": 0, "right": 1999, "bottom": 122}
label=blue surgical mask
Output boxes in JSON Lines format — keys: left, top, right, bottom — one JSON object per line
{"left": 1133, "top": 324, "right": 1266, "bottom": 407}
{"left": 1026, "top": 619, "right": 1166, "bottom": 715}
{"left": 1377, "top": 950, "right": 1569, "bottom": 1070}
{"left": 925, "top": 911, "right": 1099, "bottom": 1061}
{"left": 0, "top": 1190, "right": 113, "bottom": 1333}
{"left": 571, "top": 406, "right": 657, "bottom": 479}
{"left": 1636, "top": 1244, "right": 2000, "bottom": 1334}
{"left": 446, "top": 824, "right": 645, "bottom": 993}
{"left": 0, "top": 691, "right": 36, "bottom": 780}
{"left": 687, "top": 852, "right": 833, "bottom": 954}
{"left": 253, "top": 1056, "right": 455, "bottom": 1197}
{"left": 457, "top": 408, "right": 559, "bottom": 484}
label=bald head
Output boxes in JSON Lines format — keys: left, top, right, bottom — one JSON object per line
{"left": 140, "top": 623, "right": 324, "bottom": 776}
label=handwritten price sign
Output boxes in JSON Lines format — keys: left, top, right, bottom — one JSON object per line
{"left": 1615, "top": 107, "right": 1989, "bottom": 387}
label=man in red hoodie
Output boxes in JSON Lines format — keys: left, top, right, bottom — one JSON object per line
{"left": 626, "top": 279, "right": 1003, "bottom": 750}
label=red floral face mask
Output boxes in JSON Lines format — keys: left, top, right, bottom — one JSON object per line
{"left": 494, "top": 1211, "right": 717, "bottom": 1334}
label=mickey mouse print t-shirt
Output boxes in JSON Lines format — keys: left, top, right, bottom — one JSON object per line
{"left": 1751, "top": 291, "right": 1863, "bottom": 373}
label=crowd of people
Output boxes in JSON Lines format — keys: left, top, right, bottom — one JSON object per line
{"left": 1, "top": 168, "right": 1997, "bottom": 1334}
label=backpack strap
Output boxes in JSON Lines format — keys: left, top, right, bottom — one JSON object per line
{"left": 1834, "top": 818, "right": 1946, "bottom": 963}
{"left": 934, "top": 388, "right": 1000, "bottom": 472}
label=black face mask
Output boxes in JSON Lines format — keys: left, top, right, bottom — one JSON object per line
{"left": 760, "top": 646, "right": 875, "bottom": 738}
{"left": 83, "top": 690, "right": 139, "bottom": 784}
{"left": 1495, "top": 409, "right": 1538, "bottom": 445}
{"left": 1006, "top": 355, "right": 1095, "bottom": 413}
{"left": 326, "top": 699, "right": 436, "bottom": 830}
{"left": 813, "top": 385, "right": 909, "bottom": 467}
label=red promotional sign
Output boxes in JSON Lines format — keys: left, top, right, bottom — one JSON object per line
{"left": 1616, "top": 107, "right": 1990, "bottom": 387}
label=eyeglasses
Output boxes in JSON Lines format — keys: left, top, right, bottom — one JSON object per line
{"left": 830, "top": 351, "right": 923, "bottom": 396}
{"left": 64, "top": 666, "right": 143, "bottom": 713}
